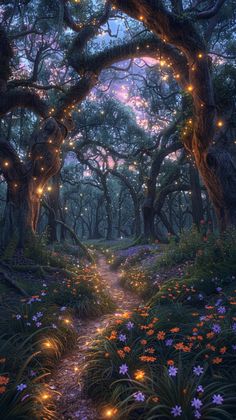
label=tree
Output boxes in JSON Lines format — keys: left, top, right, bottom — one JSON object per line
{"left": 111, "top": 0, "right": 236, "bottom": 230}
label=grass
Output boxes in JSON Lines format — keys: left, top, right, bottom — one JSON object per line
{"left": 0, "top": 245, "right": 114, "bottom": 418}
{"left": 84, "top": 230, "right": 236, "bottom": 419}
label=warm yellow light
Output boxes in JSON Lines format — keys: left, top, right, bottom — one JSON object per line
{"left": 47, "top": 186, "right": 52, "bottom": 192}
{"left": 187, "top": 85, "right": 193, "bottom": 92}
{"left": 134, "top": 370, "right": 145, "bottom": 381}
{"left": 217, "top": 120, "right": 224, "bottom": 127}
{"left": 41, "top": 393, "right": 50, "bottom": 400}
{"left": 43, "top": 341, "right": 52, "bottom": 348}
{"left": 64, "top": 318, "right": 70, "bottom": 324}
{"left": 37, "top": 187, "right": 43, "bottom": 195}
{"left": 4, "top": 161, "right": 9, "bottom": 167}
{"left": 104, "top": 407, "right": 117, "bottom": 418}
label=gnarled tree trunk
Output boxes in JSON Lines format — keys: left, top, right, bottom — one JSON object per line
{"left": 0, "top": 117, "right": 66, "bottom": 248}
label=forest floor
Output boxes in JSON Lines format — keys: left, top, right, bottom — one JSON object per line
{"left": 49, "top": 254, "right": 142, "bottom": 419}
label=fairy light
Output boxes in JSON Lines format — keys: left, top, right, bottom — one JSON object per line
{"left": 103, "top": 407, "right": 118, "bottom": 418}
{"left": 217, "top": 120, "right": 224, "bottom": 127}
{"left": 47, "top": 186, "right": 52, "bottom": 192}
{"left": 187, "top": 85, "right": 193, "bottom": 92}
{"left": 37, "top": 187, "right": 43, "bottom": 195}
{"left": 41, "top": 393, "right": 50, "bottom": 400}
{"left": 134, "top": 370, "right": 145, "bottom": 381}
{"left": 43, "top": 340, "right": 52, "bottom": 349}
{"left": 4, "top": 161, "right": 9, "bottom": 167}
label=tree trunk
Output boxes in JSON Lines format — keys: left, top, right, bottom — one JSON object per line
{"left": 189, "top": 162, "right": 204, "bottom": 228}
{"left": 0, "top": 117, "right": 66, "bottom": 249}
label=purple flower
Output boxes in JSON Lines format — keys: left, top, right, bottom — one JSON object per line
{"left": 17, "top": 383, "right": 27, "bottom": 392}
{"left": 119, "top": 364, "right": 128, "bottom": 375}
{"left": 232, "top": 323, "right": 236, "bottom": 333}
{"left": 32, "top": 316, "right": 38, "bottom": 321}
{"left": 171, "top": 405, "right": 182, "bottom": 417}
{"left": 194, "top": 410, "right": 201, "bottom": 419}
{"left": 165, "top": 338, "right": 173, "bottom": 347}
{"left": 133, "top": 391, "right": 145, "bottom": 402}
{"left": 212, "top": 323, "right": 221, "bottom": 334}
{"left": 232, "top": 344, "right": 236, "bottom": 351}
{"left": 126, "top": 321, "right": 134, "bottom": 330}
{"left": 193, "top": 365, "right": 204, "bottom": 376}
{"left": 60, "top": 306, "right": 66, "bottom": 312}
{"left": 212, "top": 394, "right": 224, "bottom": 405}
{"left": 36, "top": 322, "right": 42, "bottom": 328}
{"left": 217, "top": 306, "right": 226, "bottom": 314}
{"left": 191, "top": 398, "right": 202, "bottom": 409}
{"left": 16, "top": 314, "right": 22, "bottom": 320}
{"left": 118, "top": 333, "right": 127, "bottom": 342}
{"left": 168, "top": 366, "right": 178, "bottom": 377}
{"left": 197, "top": 385, "right": 204, "bottom": 393}
{"left": 216, "top": 287, "right": 222, "bottom": 292}
{"left": 36, "top": 312, "right": 43, "bottom": 318}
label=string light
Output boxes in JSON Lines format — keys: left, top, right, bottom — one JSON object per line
{"left": 217, "top": 120, "right": 224, "bottom": 127}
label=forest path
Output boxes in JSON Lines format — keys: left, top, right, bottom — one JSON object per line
{"left": 49, "top": 254, "right": 141, "bottom": 419}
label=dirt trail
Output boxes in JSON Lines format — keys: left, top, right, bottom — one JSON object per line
{"left": 49, "top": 255, "right": 141, "bottom": 420}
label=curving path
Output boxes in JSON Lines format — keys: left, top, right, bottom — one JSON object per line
{"left": 48, "top": 255, "right": 141, "bottom": 420}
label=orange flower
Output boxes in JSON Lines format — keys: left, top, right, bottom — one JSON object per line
{"left": 220, "top": 346, "right": 227, "bottom": 354}
{"left": 139, "top": 355, "right": 157, "bottom": 362}
{"left": 0, "top": 386, "right": 6, "bottom": 394}
{"left": 147, "top": 329, "right": 154, "bottom": 336}
{"left": 0, "top": 376, "right": 9, "bottom": 385}
{"left": 174, "top": 342, "right": 184, "bottom": 350}
{"left": 212, "top": 357, "right": 222, "bottom": 364}
{"left": 206, "top": 332, "right": 215, "bottom": 339}
{"left": 152, "top": 396, "right": 159, "bottom": 403}
{"left": 170, "top": 327, "right": 180, "bottom": 333}
{"left": 117, "top": 350, "right": 125, "bottom": 359}
{"left": 167, "top": 359, "right": 174, "bottom": 366}
{"left": 123, "top": 346, "right": 131, "bottom": 353}
{"left": 157, "top": 331, "right": 166, "bottom": 340}
{"left": 140, "top": 339, "right": 147, "bottom": 345}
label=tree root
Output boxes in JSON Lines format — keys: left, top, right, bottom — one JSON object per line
{"left": 0, "top": 262, "right": 29, "bottom": 297}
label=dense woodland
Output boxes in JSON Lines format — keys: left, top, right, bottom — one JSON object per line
{"left": 0, "top": 0, "right": 236, "bottom": 419}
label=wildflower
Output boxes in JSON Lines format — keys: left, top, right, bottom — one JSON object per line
{"left": 171, "top": 405, "right": 182, "bottom": 417}
{"left": 60, "top": 306, "right": 67, "bottom": 311}
{"left": 140, "top": 339, "right": 147, "bottom": 345}
{"left": 126, "top": 321, "right": 134, "bottom": 330}
{"left": 16, "top": 314, "right": 21, "bottom": 320}
{"left": 170, "top": 327, "right": 180, "bottom": 333}
{"left": 167, "top": 359, "right": 174, "bottom": 366}
{"left": 216, "top": 287, "right": 222, "bottom": 292}
{"left": 212, "top": 357, "right": 222, "bottom": 364}
{"left": 197, "top": 385, "right": 204, "bottom": 393}
{"left": 232, "top": 344, "right": 236, "bottom": 351}
{"left": 212, "top": 323, "right": 221, "bottom": 334}
{"left": 194, "top": 410, "right": 201, "bottom": 419}
{"left": 123, "top": 346, "right": 131, "bottom": 353}
{"left": 36, "top": 322, "right": 42, "bottom": 328}
{"left": 165, "top": 338, "right": 173, "bottom": 346}
{"left": 0, "top": 386, "right": 6, "bottom": 394}
{"left": 217, "top": 306, "right": 226, "bottom": 314}
{"left": 139, "top": 355, "right": 156, "bottom": 362}
{"left": 157, "top": 331, "right": 166, "bottom": 340}
{"left": 232, "top": 323, "right": 236, "bottom": 333}
{"left": 133, "top": 391, "right": 145, "bottom": 402}
{"left": 191, "top": 398, "right": 202, "bottom": 409}
{"left": 36, "top": 312, "right": 43, "bottom": 318}
{"left": 0, "top": 376, "right": 9, "bottom": 385}
{"left": 193, "top": 365, "right": 204, "bottom": 376}
{"left": 118, "top": 333, "right": 127, "bottom": 342}
{"left": 168, "top": 366, "right": 178, "bottom": 377}
{"left": 212, "top": 394, "right": 224, "bottom": 405}
{"left": 17, "top": 383, "right": 27, "bottom": 392}
{"left": 117, "top": 350, "right": 125, "bottom": 359}
{"left": 119, "top": 364, "right": 128, "bottom": 375}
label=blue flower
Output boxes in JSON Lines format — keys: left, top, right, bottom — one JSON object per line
{"left": 232, "top": 323, "right": 236, "bottom": 333}
{"left": 126, "top": 321, "right": 134, "bottom": 330}
{"left": 119, "top": 364, "right": 128, "bottom": 375}
{"left": 191, "top": 398, "right": 202, "bottom": 409}
{"left": 212, "top": 323, "right": 221, "bottom": 334}
{"left": 165, "top": 338, "right": 173, "bottom": 347}
{"left": 171, "top": 405, "right": 182, "bottom": 417}
{"left": 193, "top": 365, "right": 204, "bottom": 376}
{"left": 17, "top": 383, "right": 27, "bottom": 392}
{"left": 168, "top": 366, "right": 178, "bottom": 377}
{"left": 212, "top": 394, "right": 223, "bottom": 405}
{"left": 217, "top": 306, "right": 226, "bottom": 314}
{"left": 197, "top": 385, "right": 204, "bottom": 393}
{"left": 194, "top": 410, "right": 201, "bottom": 419}
{"left": 133, "top": 391, "right": 145, "bottom": 402}
{"left": 16, "top": 314, "right": 22, "bottom": 320}
{"left": 118, "top": 333, "right": 127, "bottom": 342}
